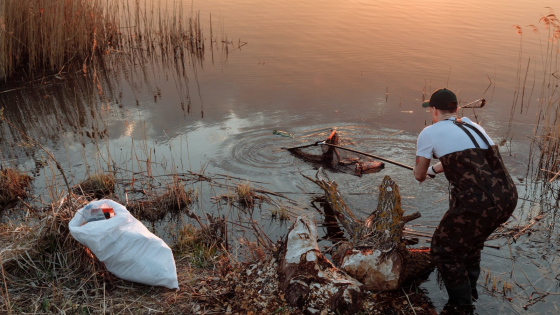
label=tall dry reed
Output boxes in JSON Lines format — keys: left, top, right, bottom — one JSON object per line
{"left": 516, "top": 11, "right": 560, "bottom": 212}
{"left": 0, "top": 0, "right": 120, "bottom": 80}
{"left": 529, "top": 13, "right": 560, "bottom": 179}
{"left": 0, "top": 0, "right": 209, "bottom": 81}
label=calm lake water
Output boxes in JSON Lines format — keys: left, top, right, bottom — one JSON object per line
{"left": 1, "top": 0, "right": 559, "bottom": 313}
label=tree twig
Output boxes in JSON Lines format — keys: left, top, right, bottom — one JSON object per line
{"left": 512, "top": 214, "right": 544, "bottom": 241}
{"left": 401, "top": 288, "right": 417, "bottom": 315}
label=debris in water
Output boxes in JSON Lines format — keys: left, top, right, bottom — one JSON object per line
{"left": 273, "top": 130, "right": 294, "bottom": 138}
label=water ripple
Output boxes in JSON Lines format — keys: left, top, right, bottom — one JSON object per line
{"left": 213, "top": 124, "right": 418, "bottom": 176}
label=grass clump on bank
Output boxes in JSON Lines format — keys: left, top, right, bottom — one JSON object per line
{"left": 213, "top": 180, "right": 271, "bottom": 210}
{"left": 173, "top": 223, "right": 223, "bottom": 269}
{"left": 0, "top": 167, "right": 32, "bottom": 209}
{"left": 128, "top": 177, "right": 193, "bottom": 221}
{"left": 0, "top": 0, "right": 120, "bottom": 80}
{"left": 73, "top": 172, "right": 115, "bottom": 199}
{"left": 237, "top": 181, "right": 255, "bottom": 207}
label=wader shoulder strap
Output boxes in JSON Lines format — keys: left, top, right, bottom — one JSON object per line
{"left": 458, "top": 122, "right": 493, "bottom": 147}
{"left": 453, "top": 121, "right": 481, "bottom": 148}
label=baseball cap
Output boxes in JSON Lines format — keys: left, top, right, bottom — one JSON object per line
{"left": 421, "top": 88, "right": 458, "bottom": 110}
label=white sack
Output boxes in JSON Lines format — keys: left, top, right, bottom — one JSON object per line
{"left": 69, "top": 199, "right": 179, "bottom": 289}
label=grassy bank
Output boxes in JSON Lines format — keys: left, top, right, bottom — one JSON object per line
{"left": 0, "top": 188, "right": 436, "bottom": 314}
{"left": 0, "top": 168, "right": 286, "bottom": 314}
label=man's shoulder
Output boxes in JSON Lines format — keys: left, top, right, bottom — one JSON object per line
{"left": 420, "top": 123, "right": 440, "bottom": 132}
{"left": 460, "top": 117, "right": 486, "bottom": 130}
{"left": 418, "top": 124, "right": 440, "bottom": 144}
{"left": 418, "top": 125, "right": 434, "bottom": 138}
{"left": 420, "top": 120, "right": 453, "bottom": 134}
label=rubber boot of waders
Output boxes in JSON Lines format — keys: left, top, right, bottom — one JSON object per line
{"left": 445, "top": 281, "right": 473, "bottom": 306}
{"left": 467, "top": 267, "right": 481, "bottom": 301}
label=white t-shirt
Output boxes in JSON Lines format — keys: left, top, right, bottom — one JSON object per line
{"left": 416, "top": 117, "right": 495, "bottom": 159}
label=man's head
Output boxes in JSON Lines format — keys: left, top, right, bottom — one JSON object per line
{"left": 421, "top": 88, "right": 458, "bottom": 112}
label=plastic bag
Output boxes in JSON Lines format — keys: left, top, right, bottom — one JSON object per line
{"left": 69, "top": 199, "right": 179, "bottom": 289}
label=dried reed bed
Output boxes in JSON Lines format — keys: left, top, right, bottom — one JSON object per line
{"left": 0, "top": 0, "right": 120, "bottom": 80}
{"left": 532, "top": 13, "right": 560, "bottom": 176}
{"left": 523, "top": 12, "right": 560, "bottom": 206}
{"left": 0, "top": 167, "right": 32, "bottom": 209}
{"left": 0, "top": 0, "right": 210, "bottom": 81}
{"left": 110, "top": 0, "right": 210, "bottom": 88}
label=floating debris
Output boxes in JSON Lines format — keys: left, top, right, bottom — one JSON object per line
{"left": 273, "top": 130, "right": 294, "bottom": 138}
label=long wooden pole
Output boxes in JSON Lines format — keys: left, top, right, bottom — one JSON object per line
{"left": 281, "top": 141, "right": 322, "bottom": 151}
{"left": 320, "top": 143, "right": 414, "bottom": 170}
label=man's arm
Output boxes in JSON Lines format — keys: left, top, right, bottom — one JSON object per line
{"left": 413, "top": 156, "right": 431, "bottom": 182}
{"left": 432, "top": 161, "right": 443, "bottom": 173}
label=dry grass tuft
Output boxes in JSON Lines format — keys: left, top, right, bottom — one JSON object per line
{"left": 0, "top": 167, "right": 32, "bottom": 209}
{"left": 73, "top": 172, "right": 115, "bottom": 199}
{"left": 128, "top": 177, "right": 193, "bottom": 221}
{"left": 237, "top": 181, "right": 255, "bottom": 207}
{"left": 173, "top": 223, "right": 224, "bottom": 269}
{"left": 482, "top": 269, "right": 514, "bottom": 296}
{"left": 278, "top": 205, "right": 290, "bottom": 221}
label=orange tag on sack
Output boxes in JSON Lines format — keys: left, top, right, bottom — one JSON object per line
{"left": 100, "top": 205, "right": 115, "bottom": 219}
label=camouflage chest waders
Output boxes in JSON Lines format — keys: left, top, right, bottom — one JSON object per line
{"left": 430, "top": 121, "right": 518, "bottom": 287}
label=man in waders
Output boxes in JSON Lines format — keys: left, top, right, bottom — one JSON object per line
{"left": 413, "top": 88, "right": 517, "bottom": 310}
